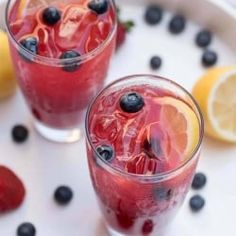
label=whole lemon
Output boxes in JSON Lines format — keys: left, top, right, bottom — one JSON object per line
{"left": 0, "top": 30, "right": 16, "bottom": 99}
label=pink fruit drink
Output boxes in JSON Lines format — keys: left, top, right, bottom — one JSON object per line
{"left": 6, "top": 0, "right": 116, "bottom": 130}
{"left": 86, "top": 75, "right": 203, "bottom": 235}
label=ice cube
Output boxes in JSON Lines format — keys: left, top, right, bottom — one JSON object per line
{"left": 92, "top": 115, "right": 120, "bottom": 141}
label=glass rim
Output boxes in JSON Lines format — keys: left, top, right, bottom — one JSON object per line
{"left": 5, "top": 0, "right": 117, "bottom": 66}
{"left": 85, "top": 74, "right": 204, "bottom": 181}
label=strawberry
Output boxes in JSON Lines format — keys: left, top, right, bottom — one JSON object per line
{"left": 116, "top": 20, "right": 134, "bottom": 50}
{"left": 0, "top": 166, "right": 25, "bottom": 213}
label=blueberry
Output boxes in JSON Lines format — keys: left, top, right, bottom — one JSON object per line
{"left": 54, "top": 186, "right": 73, "bottom": 205}
{"left": 168, "top": 15, "right": 186, "bottom": 34}
{"left": 120, "top": 92, "right": 144, "bottom": 113}
{"left": 144, "top": 5, "right": 163, "bottom": 25}
{"left": 17, "top": 222, "right": 36, "bottom": 236}
{"left": 19, "top": 37, "right": 38, "bottom": 61}
{"left": 142, "top": 219, "right": 153, "bottom": 234}
{"left": 42, "top": 7, "right": 61, "bottom": 26}
{"left": 154, "top": 187, "right": 173, "bottom": 201}
{"left": 60, "top": 50, "right": 81, "bottom": 72}
{"left": 96, "top": 145, "right": 114, "bottom": 162}
{"left": 196, "top": 30, "right": 212, "bottom": 48}
{"left": 88, "top": 0, "right": 109, "bottom": 15}
{"left": 202, "top": 50, "right": 217, "bottom": 67}
{"left": 190, "top": 195, "right": 205, "bottom": 212}
{"left": 192, "top": 173, "right": 207, "bottom": 190}
{"left": 12, "top": 125, "right": 29, "bottom": 143}
{"left": 150, "top": 56, "right": 162, "bottom": 70}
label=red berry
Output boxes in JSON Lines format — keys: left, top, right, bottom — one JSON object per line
{"left": 0, "top": 166, "right": 25, "bottom": 212}
{"left": 116, "top": 211, "right": 135, "bottom": 229}
{"left": 116, "top": 22, "right": 126, "bottom": 50}
{"left": 116, "top": 20, "right": 134, "bottom": 50}
{"left": 142, "top": 219, "right": 154, "bottom": 234}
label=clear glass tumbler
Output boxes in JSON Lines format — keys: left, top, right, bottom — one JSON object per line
{"left": 86, "top": 75, "right": 204, "bottom": 236}
{"left": 5, "top": 0, "right": 117, "bottom": 142}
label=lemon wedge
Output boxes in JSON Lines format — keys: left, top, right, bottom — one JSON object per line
{"left": 192, "top": 66, "right": 236, "bottom": 142}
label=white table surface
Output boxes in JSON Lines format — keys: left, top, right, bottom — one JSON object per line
{"left": 1, "top": 0, "right": 236, "bottom": 235}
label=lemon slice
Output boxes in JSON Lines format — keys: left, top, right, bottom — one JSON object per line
{"left": 192, "top": 66, "right": 236, "bottom": 142}
{"left": 18, "top": 0, "right": 56, "bottom": 18}
{"left": 155, "top": 96, "right": 200, "bottom": 160}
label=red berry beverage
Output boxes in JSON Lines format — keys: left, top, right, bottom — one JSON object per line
{"left": 86, "top": 75, "right": 203, "bottom": 236}
{"left": 6, "top": 0, "right": 117, "bottom": 142}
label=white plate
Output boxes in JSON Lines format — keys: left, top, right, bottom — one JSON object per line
{"left": 1, "top": 0, "right": 236, "bottom": 235}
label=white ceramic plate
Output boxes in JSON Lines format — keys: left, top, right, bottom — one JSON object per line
{"left": 1, "top": 0, "right": 236, "bottom": 235}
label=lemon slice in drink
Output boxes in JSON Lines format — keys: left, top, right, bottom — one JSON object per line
{"left": 155, "top": 96, "right": 200, "bottom": 161}
{"left": 192, "top": 66, "right": 236, "bottom": 142}
{"left": 18, "top": 0, "right": 56, "bottom": 17}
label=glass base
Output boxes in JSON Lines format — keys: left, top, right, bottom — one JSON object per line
{"left": 106, "top": 224, "right": 166, "bottom": 236}
{"left": 34, "top": 120, "right": 82, "bottom": 143}
{"left": 107, "top": 227, "right": 127, "bottom": 236}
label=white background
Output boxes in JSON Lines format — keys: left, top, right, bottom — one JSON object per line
{"left": 1, "top": 0, "right": 236, "bottom": 235}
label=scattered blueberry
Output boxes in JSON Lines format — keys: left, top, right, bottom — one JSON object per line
{"left": 96, "top": 145, "right": 114, "bottom": 162}
{"left": 42, "top": 7, "right": 61, "bottom": 26}
{"left": 190, "top": 195, "right": 205, "bottom": 212}
{"left": 12, "top": 125, "right": 29, "bottom": 143}
{"left": 60, "top": 50, "right": 81, "bottom": 72}
{"left": 196, "top": 30, "right": 212, "bottom": 48}
{"left": 202, "top": 50, "right": 218, "bottom": 67}
{"left": 150, "top": 56, "right": 162, "bottom": 70}
{"left": 88, "top": 0, "right": 109, "bottom": 15}
{"left": 144, "top": 5, "right": 163, "bottom": 25}
{"left": 192, "top": 172, "right": 207, "bottom": 190}
{"left": 54, "top": 186, "right": 73, "bottom": 205}
{"left": 17, "top": 222, "right": 36, "bottom": 236}
{"left": 120, "top": 92, "right": 144, "bottom": 113}
{"left": 154, "top": 187, "right": 173, "bottom": 201}
{"left": 168, "top": 15, "right": 186, "bottom": 34}
{"left": 142, "top": 219, "right": 154, "bottom": 234}
{"left": 19, "top": 37, "right": 38, "bottom": 60}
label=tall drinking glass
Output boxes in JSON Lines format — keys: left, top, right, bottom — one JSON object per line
{"left": 86, "top": 75, "right": 204, "bottom": 236}
{"left": 5, "top": 0, "right": 117, "bottom": 142}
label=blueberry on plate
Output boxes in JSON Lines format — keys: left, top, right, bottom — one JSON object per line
{"left": 60, "top": 50, "right": 81, "bottom": 72}
{"left": 154, "top": 187, "right": 173, "bottom": 201}
{"left": 192, "top": 172, "right": 207, "bottom": 190}
{"left": 142, "top": 219, "right": 153, "bottom": 234}
{"left": 190, "top": 195, "right": 205, "bottom": 212}
{"left": 196, "top": 30, "right": 212, "bottom": 48}
{"left": 54, "top": 186, "right": 73, "bottom": 205}
{"left": 12, "top": 125, "right": 29, "bottom": 143}
{"left": 42, "top": 7, "right": 61, "bottom": 26}
{"left": 19, "top": 37, "right": 38, "bottom": 61}
{"left": 88, "top": 0, "right": 109, "bottom": 15}
{"left": 96, "top": 145, "right": 114, "bottom": 162}
{"left": 144, "top": 5, "right": 163, "bottom": 25}
{"left": 17, "top": 222, "right": 36, "bottom": 236}
{"left": 202, "top": 50, "right": 218, "bottom": 67}
{"left": 150, "top": 56, "right": 162, "bottom": 70}
{"left": 120, "top": 92, "right": 144, "bottom": 113}
{"left": 168, "top": 15, "right": 186, "bottom": 34}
